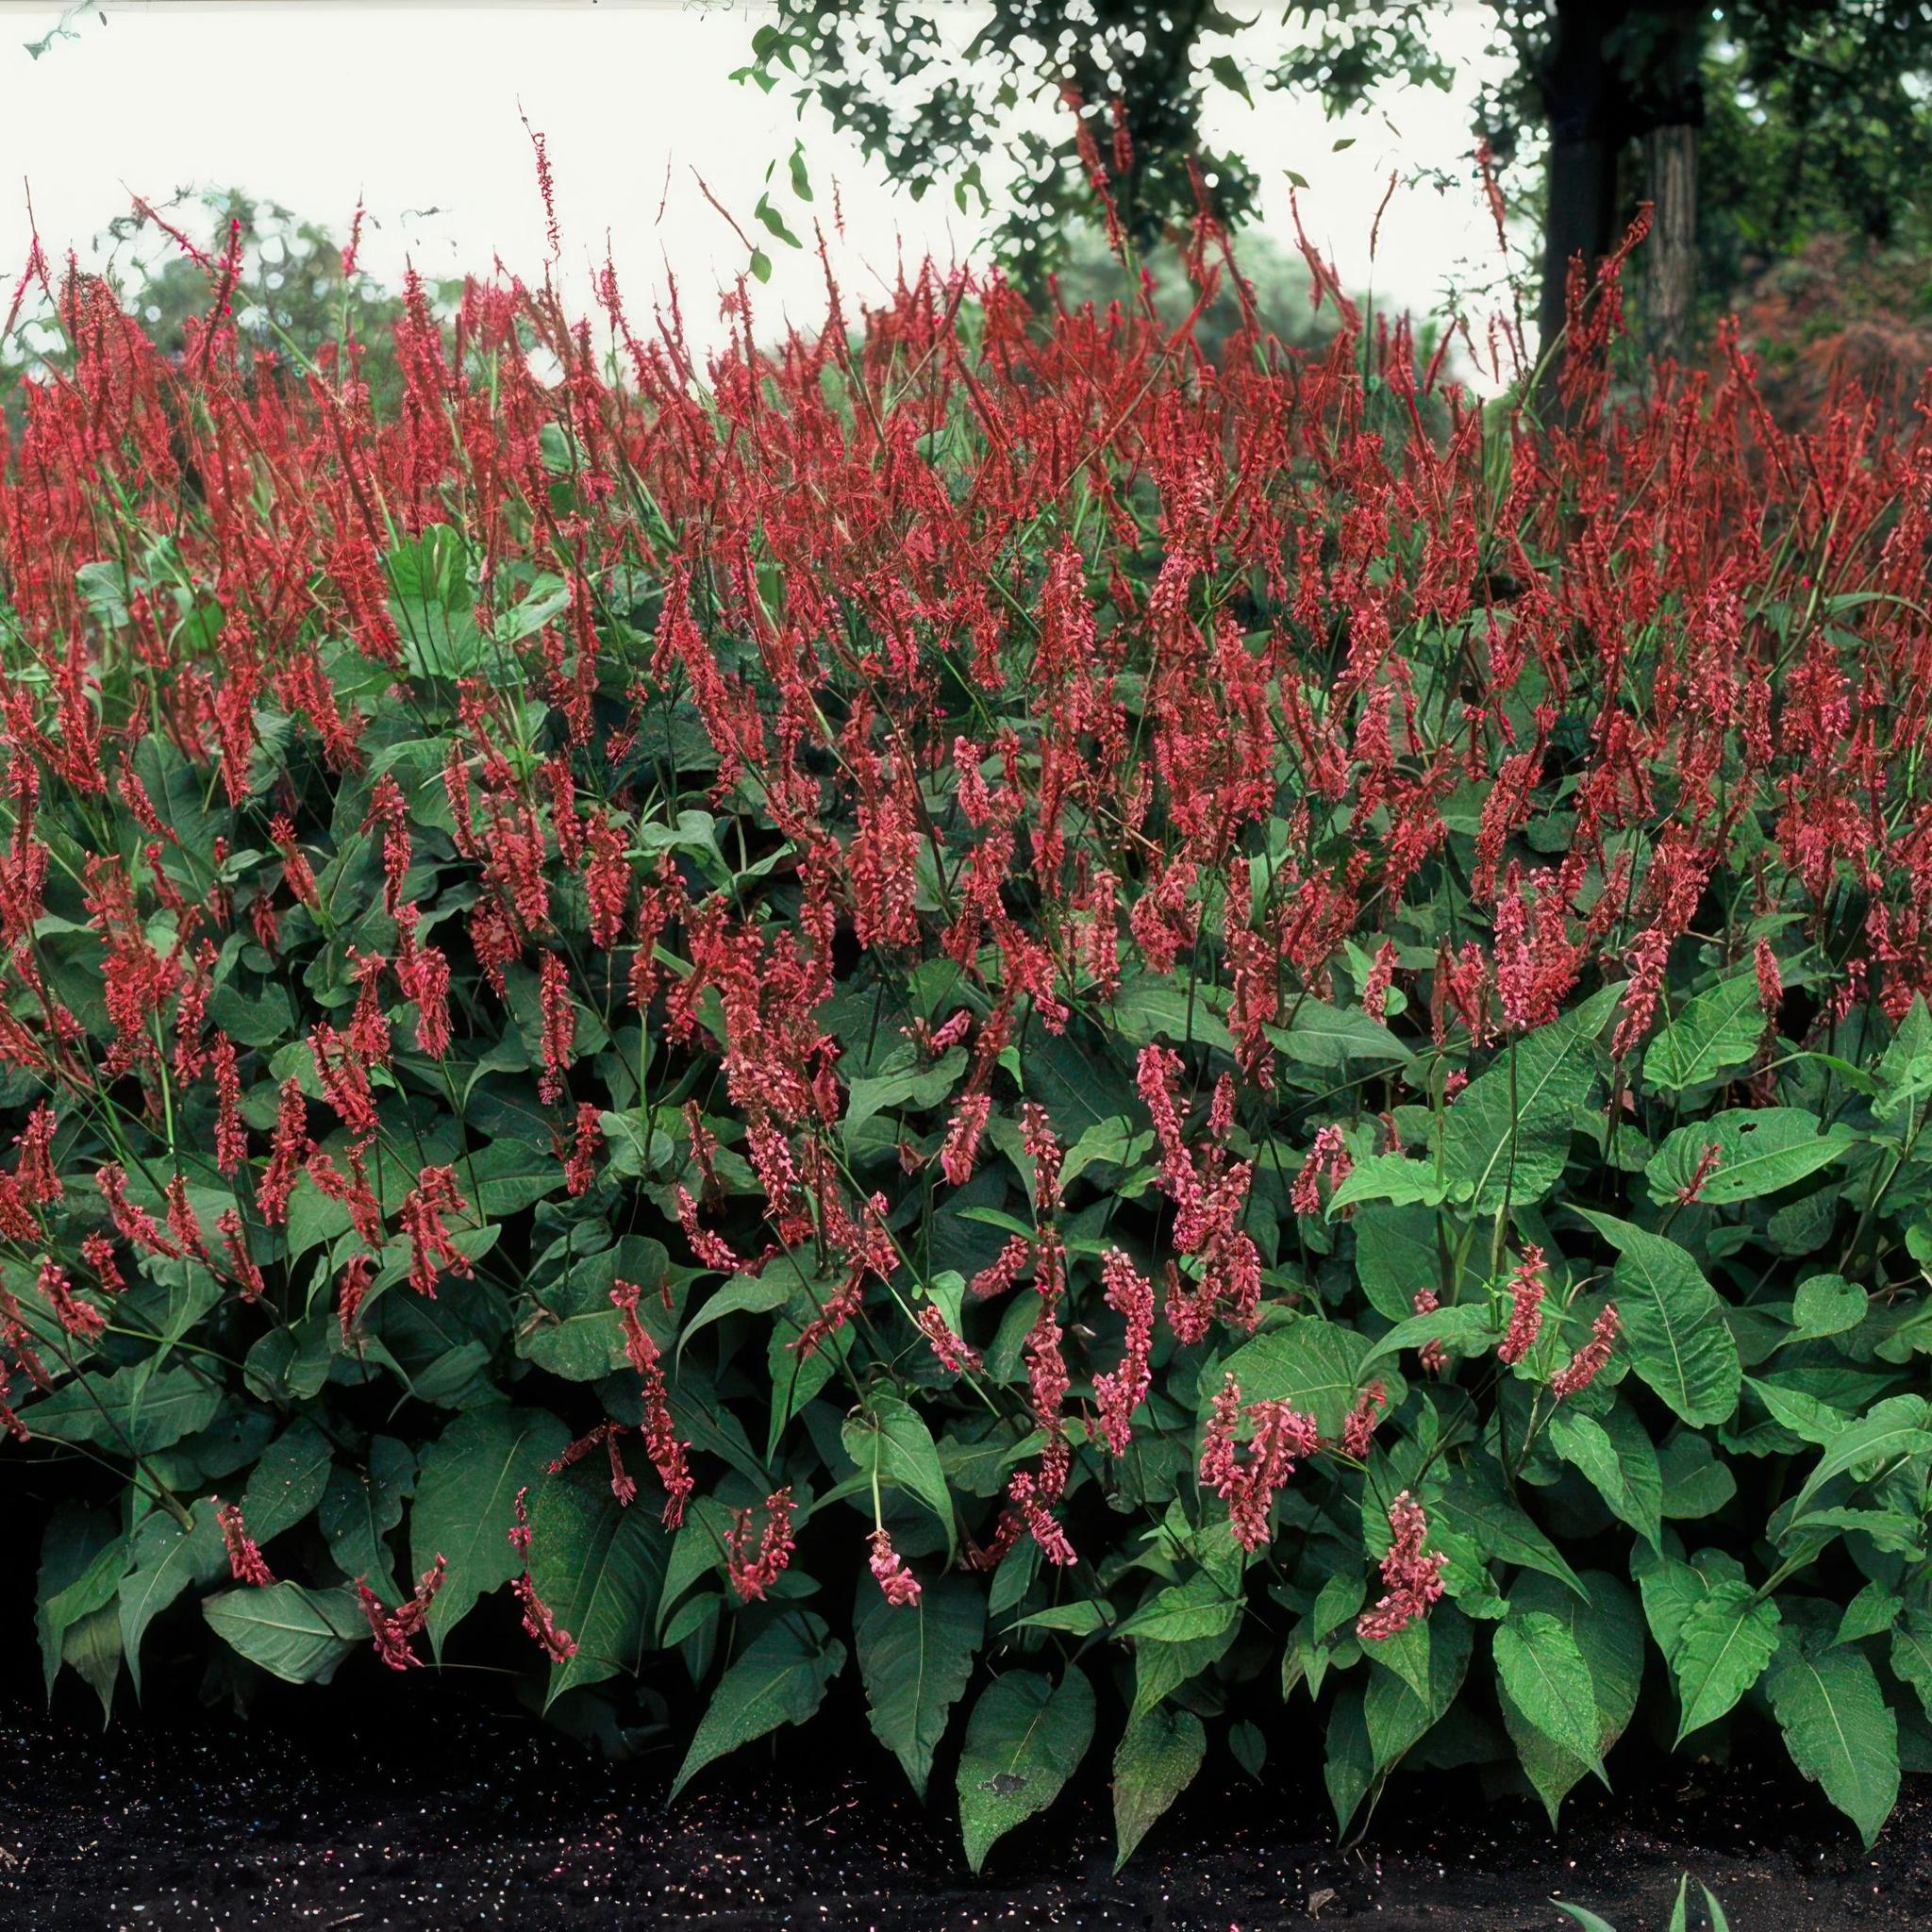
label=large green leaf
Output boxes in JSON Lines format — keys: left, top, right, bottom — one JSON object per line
{"left": 1324, "top": 1682, "right": 1374, "bottom": 1834}
{"left": 1498, "top": 1571, "right": 1643, "bottom": 1824}
{"left": 120, "top": 1506, "right": 226, "bottom": 1695}
{"left": 240, "top": 1419, "right": 334, "bottom": 1542}
{"left": 36, "top": 1507, "right": 124, "bottom": 1701}
{"left": 843, "top": 1394, "right": 956, "bottom": 1559}
{"left": 1644, "top": 1108, "right": 1853, "bottom": 1208}
{"left": 957, "top": 1666, "right": 1096, "bottom": 1873}
{"left": 517, "top": 1237, "right": 670, "bottom": 1382}
{"left": 1437, "top": 1464, "right": 1590, "bottom": 1600}
{"left": 528, "top": 1454, "right": 669, "bottom": 1704}
{"left": 1783, "top": 1394, "right": 1932, "bottom": 1529}
{"left": 1644, "top": 973, "right": 1765, "bottom": 1092}
{"left": 1790, "top": 1273, "right": 1867, "bottom": 1340}
{"left": 855, "top": 1572, "right": 984, "bottom": 1799}
{"left": 1888, "top": 1608, "right": 1932, "bottom": 1721}
{"left": 1208, "top": 1316, "right": 1372, "bottom": 1440}
{"left": 1576, "top": 1212, "right": 1740, "bottom": 1426}
{"left": 671, "top": 1613, "right": 845, "bottom": 1799}
{"left": 386, "top": 523, "right": 487, "bottom": 677}
{"left": 1266, "top": 998, "right": 1413, "bottom": 1071}
{"left": 1363, "top": 1604, "right": 1472, "bottom": 1771}
{"left": 1111, "top": 1705, "right": 1206, "bottom": 1871}
{"left": 203, "top": 1583, "right": 364, "bottom": 1684}
{"left": 410, "top": 1404, "right": 571, "bottom": 1658}
{"left": 1765, "top": 1631, "right": 1899, "bottom": 1847}
{"left": 24, "top": 1364, "right": 222, "bottom": 1453}
{"left": 1440, "top": 988, "right": 1615, "bottom": 1211}
{"left": 1114, "top": 1572, "right": 1243, "bottom": 1645}
{"left": 317, "top": 1438, "right": 415, "bottom": 1606}
{"left": 1670, "top": 1581, "right": 1780, "bottom": 1741}
{"left": 1547, "top": 1406, "right": 1661, "bottom": 1550}
{"left": 1493, "top": 1611, "right": 1604, "bottom": 1770}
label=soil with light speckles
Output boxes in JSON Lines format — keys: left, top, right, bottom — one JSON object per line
{"left": 3, "top": 1683, "right": 1929, "bottom": 1932}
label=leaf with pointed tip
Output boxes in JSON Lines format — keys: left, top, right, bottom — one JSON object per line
{"left": 1498, "top": 1571, "right": 1643, "bottom": 1825}
{"left": 1575, "top": 1212, "right": 1740, "bottom": 1426}
{"left": 410, "top": 1404, "right": 571, "bottom": 1659}
{"left": 957, "top": 1667, "right": 1095, "bottom": 1873}
{"left": 120, "top": 1507, "right": 225, "bottom": 1695}
{"left": 1645, "top": 1108, "right": 1852, "bottom": 1207}
{"left": 673, "top": 1614, "right": 844, "bottom": 1799}
{"left": 856, "top": 1574, "right": 983, "bottom": 1800}
{"left": 1765, "top": 1632, "right": 1899, "bottom": 1848}
{"left": 1439, "top": 989, "right": 1615, "bottom": 1211}
{"left": 1493, "top": 1611, "right": 1604, "bottom": 1770}
{"left": 1112, "top": 1705, "right": 1206, "bottom": 1872}
{"left": 203, "top": 1583, "right": 364, "bottom": 1685}
{"left": 1547, "top": 1406, "right": 1661, "bottom": 1551}
{"left": 1645, "top": 974, "right": 1766, "bottom": 1091}
{"left": 528, "top": 1455, "right": 669, "bottom": 1705}
{"left": 1670, "top": 1581, "right": 1780, "bottom": 1742}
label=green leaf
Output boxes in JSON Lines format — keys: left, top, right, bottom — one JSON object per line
{"left": 1790, "top": 1273, "right": 1868, "bottom": 1339}
{"left": 1360, "top": 1302, "right": 1497, "bottom": 1371}
{"left": 843, "top": 1394, "right": 956, "bottom": 1558}
{"left": 241, "top": 1419, "right": 333, "bottom": 1542}
{"left": 1207, "top": 52, "right": 1252, "bottom": 105}
{"left": 1498, "top": 1571, "right": 1643, "bottom": 1824}
{"left": 1438, "top": 1464, "right": 1590, "bottom": 1601}
{"left": 957, "top": 1667, "right": 1096, "bottom": 1874}
{"left": 1324, "top": 1682, "right": 1374, "bottom": 1832}
{"left": 1266, "top": 999, "right": 1412, "bottom": 1071}
{"left": 1765, "top": 1632, "right": 1899, "bottom": 1847}
{"left": 1325, "top": 1153, "right": 1452, "bottom": 1214}
{"left": 36, "top": 1507, "right": 124, "bottom": 1701}
{"left": 23, "top": 1363, "right": 222, "bottom": 1453}
{"left": 1058, "top": 1115, "right": 1155, "bottom": 1191}
{"left": 1209, "top": 1316, "right": 1372, "bottom": 1440}
{"left": 1440, "top": 989, "right": 1614, "bottom": 1211}
{"left": 1111, "top": 1705, "right": 1206, "bottom": 1872}
{"left": 1575, "top": 1212, "right": 1741, "bottom": 1426}
{"left": 1115, "top": 1573, "right": 1242, "bottom": 1645}
{"left": 61, "top": 1603, "right": 123, "bottom": 1723}
{"left": 1551, "top": 1902, "right": 1622, "bottom": 1932}
{"left": 528, "top": 1454, "right": 669, "bottom": 1704}
{"left": 203, "top": 1583, "right": 364, "bottom": 1684}
{"left": 120, "top": 1507, "right": 226, "bottom": 1695}
{"left": 410, "top": 1404, "right": 571, "bottom": 1659}
{"left": 676, "top": 1272, "right": 791, "bottom": 1368}
{"left": 1645, "top": 1108, "right": 1853, "bottom": 1207}
{"left": 1547, "top": 1406, "right": 1661, "bottom": 1550}
{"left": 318, "top": 1437, "right": 415, "bottom": 1605}
{"left": 385, "top": 524, "right": 485, "bottom": 678}
{"left": 1645, "top": 973, "right": 1765, "bottom": 1091}
{"left": 1784, "top": 1393, "right": 1932, "bottom": 1527}
{"left": 856, "top": 1573, "right": 984, "bottom": 1800}
{"left": 1889, "top": 1608, "right": 1932, "bottom": 1720}
{"left": 1493, "top": 1611, "right": 1604, "bottom": 1769}
{"left": 672, "top": 1613, "right": 845, "bottom": 1799}
{"left": 1670, "top": 1581, "right": 1780, "bottom": 1741}
{"left": 1364, "top": 1604, "right": 1472, "bottom": 1770}
{"left": 518, "top": 1238, "right": 672, "bottom": 1382}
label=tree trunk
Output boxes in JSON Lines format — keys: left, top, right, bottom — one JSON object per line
{"left": 1535, "top": 0, "right": 1634, "bottom": 375}
{"left": 1643, "top": 121, "right": 1698, "bottom": 361}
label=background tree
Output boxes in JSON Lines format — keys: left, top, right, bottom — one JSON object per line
{"left": 749, "top": 0, "right": 1932, "bottom": 360}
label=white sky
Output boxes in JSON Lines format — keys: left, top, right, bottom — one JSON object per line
{"left": 0, "top": 0, "right": 1515, "bottom": 356}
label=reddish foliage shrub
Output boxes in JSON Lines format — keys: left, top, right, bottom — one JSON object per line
{"left": 5, "top": 200, "right": 1932, "bottom": 1865}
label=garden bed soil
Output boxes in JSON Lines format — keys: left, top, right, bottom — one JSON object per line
{"left": 2, "top": 1686, "right": 1926, "bottom": 1931}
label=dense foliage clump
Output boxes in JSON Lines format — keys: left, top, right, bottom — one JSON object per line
{"left": 5, "top": 208, "right": 1932, "bottom": 1867}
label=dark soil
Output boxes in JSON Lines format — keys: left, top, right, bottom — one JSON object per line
{"left": 2, "top": 1682, "right": 1926, "bottom": 1932}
